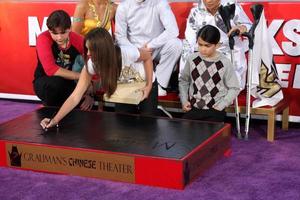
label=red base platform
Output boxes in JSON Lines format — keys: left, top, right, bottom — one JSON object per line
{"left": 0, "top": 107, "right": 231, "bottom": 189}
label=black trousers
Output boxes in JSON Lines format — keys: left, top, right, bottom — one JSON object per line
{"left": 33, "top": 76, "right": 76, "bottom": 107}
{"left": 115, "top": 80, "right": 158, "bottom": 116}
{"left": 182, "top": 107, "right": 226, "bottom": 122}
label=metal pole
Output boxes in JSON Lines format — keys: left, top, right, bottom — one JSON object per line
{"left": 218, "top": 4, "right": 242, "bottom": 139}
{"left": 243, "top": 3, "right": 263, "bottom": 140}
{"left": 244, "top": 48, "right": 253, "bottom": 140}
{"left": 234, "top": 98, "right": 242, "bottom": 139}
{"left": 229, "top": 35, "right": 242, "bottom": 139}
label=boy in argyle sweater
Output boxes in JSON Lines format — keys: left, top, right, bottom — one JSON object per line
{"left": 179, "top": 25, "right": 240, "bottom": 122}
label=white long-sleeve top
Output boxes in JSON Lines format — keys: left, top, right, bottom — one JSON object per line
{"left": 115, "top": 0, "right": 179, "bottom": 62}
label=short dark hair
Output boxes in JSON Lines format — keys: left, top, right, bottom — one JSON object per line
{"left": 196, "top": 25, "right": 220, "bottom": 45}
{"left": 46, "top": 10, "right": 71, "bottom": 31}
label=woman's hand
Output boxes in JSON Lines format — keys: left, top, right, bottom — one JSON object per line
{"left": 80, "top": 94, "right": 94, "bottom": 111}
{"left": 40, "top": 118, "right": 57, "bottom": 129}
{"left": 140, "top": 84, "right": 152, "bottom": 101}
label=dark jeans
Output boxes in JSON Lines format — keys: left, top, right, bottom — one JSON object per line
{"left": 115, "top": 80, "right": 158, "bottom": 116}
{"left": 33, "top": 76, "right": 76, "bottom": 107}
{"left": 182, "top": 107, "right": 226, "bottom": 122}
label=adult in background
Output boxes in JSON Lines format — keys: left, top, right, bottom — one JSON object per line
{"left": 115, "top": 0, "right": 182, "bottom": 96}
{"left": 72, "top": 0, "right": 117, "bottom": 35}
{"left": 33, "top": 10, "right": 93, "bottom": 110}
{"left": 181, "top": 0, "right": 252, "bottom": 89}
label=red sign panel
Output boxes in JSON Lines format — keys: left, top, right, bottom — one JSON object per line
{"left": 0, "top": 1, "right": 299, "bottom": 117}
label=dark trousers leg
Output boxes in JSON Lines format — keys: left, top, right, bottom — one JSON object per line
{"left": 115, "top": 80, "right": 158, "bottom": 116}
{"left": 139, "top": 80, "right": 158, "bottom": 115}
{"left": 182, "top": 107, "right": 226, "bottom": 122}
{"left": 33, "top": 76, "right": 76, "bottom": 107}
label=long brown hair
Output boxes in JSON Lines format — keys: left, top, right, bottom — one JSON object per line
{"left": 84, "top": 28, "right": 120, "bottom": 97}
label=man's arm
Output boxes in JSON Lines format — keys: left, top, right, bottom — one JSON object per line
{"left": 147, "top": 0, "right": 179, "bottom": 49}
{"left": 53, "top": 68, "right": 80, "bottom": 80}
{"left": 36, "top": 32, "right": 80, "bottom": 80}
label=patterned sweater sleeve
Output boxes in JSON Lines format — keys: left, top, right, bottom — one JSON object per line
{"left": 179, "top": 57, "right": 192, "bottom": 105}
{"left": 215, "top": 57, "right": 241, "bottom": 110}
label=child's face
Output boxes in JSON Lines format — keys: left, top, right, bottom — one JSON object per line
{"left": 49, "top": 28, "right": 70, "bottom": 47}
{"left": 197, "top": 37, "right": 218, "bottom": 58}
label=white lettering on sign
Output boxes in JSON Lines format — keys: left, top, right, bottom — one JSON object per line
{"left": 268, "top": 19, "right": 284, "bottom": 55}
{"left": 293, "top": 65, "right": 300, "bottom": 89}
{"left": 268, "top": 19, "right": 300, "bottom": 56}
{"left": 26, "top": 16, "right": 300, "bottom": 56}
{"left": 282, "top": 20, "right": 300, "bottom": 56}
{"left": 276, "top": 64, "right": 291, "bottom": 88}
{"left": 28, "top": 16, "right": 48, "bottom": 46}
{"left": 28, "top": 17, "right": 74, "bottom": 46}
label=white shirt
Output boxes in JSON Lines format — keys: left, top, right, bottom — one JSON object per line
{"left": 87, "top": 54, "right": 153, "bottom": 82}
{"left": 115, "top": 0, "right": 179, "bottom": 62}
{"left": 87, "top": 59, "right": 96, "bottom": 75}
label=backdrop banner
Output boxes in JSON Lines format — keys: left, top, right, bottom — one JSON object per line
{"left": 0, "top": 1, "right": 299, "bottom": 119}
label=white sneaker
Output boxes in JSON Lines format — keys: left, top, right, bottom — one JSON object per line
{"left": 158, "top": 85, "right": 167, "bottom": 96}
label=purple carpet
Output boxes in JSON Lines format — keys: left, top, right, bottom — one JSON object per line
{"left": 0, "top": 99, "right": 300, "bottom": 200}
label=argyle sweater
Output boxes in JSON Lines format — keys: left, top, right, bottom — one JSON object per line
{"left": 179, "top": 51, "right": 240, "bottom": 110}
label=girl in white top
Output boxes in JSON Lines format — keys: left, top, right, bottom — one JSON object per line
{"left": 40, "top": 27, "right": 155, "bottom": 129}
